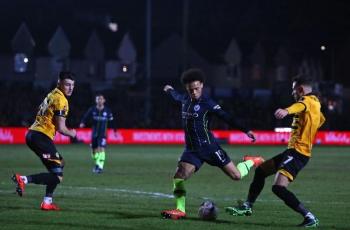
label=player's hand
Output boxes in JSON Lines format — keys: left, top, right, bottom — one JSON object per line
{"left": 246, "top": 131, "right": 256, "bottom": 143}
{"left": 163, "top": 85, "right": 174, "bottom": 92}
{"left": 79, "top": 123, "right": 85, "bottom": 128}
{"left": 274, "top": 108, "right": 289, "bottom": 119}
{"left": 70, "top": 129, "right": 77, "bottom": 138}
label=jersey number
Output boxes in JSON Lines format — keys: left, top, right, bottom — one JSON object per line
{"left": 214, "top": 150, "right": 226, "bottom": 163}
{"left": 283, "top": 156, "right": 294, "bottom": 165}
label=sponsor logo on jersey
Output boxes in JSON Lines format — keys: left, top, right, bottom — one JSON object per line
{"left": 213, "top": 105, "right": 221, "bottom": 110}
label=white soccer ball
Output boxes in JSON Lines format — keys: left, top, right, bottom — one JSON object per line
{"left": 198, "top": 200, "right": 218, "bottom": 221}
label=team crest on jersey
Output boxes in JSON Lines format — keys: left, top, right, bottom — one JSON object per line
{"left": 194, "top": 104, "right": 200, "bottom": 111}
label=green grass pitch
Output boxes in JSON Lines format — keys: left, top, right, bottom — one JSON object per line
{"left": 0, "top": 144, "right": 349, "bottom": 229}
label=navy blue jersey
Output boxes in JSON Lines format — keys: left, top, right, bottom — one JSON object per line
{"left": 80, "top": 106, "right": 115, "bottom": 138}
{"left": 168, "top": 89, "right": 248, "bottom": 150}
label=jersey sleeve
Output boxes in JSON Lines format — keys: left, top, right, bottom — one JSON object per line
{"left": 208, "top": 99, "right": 249, "bottom": 133}
{"left": 319, "top": 111, "right": 326, "bottom": 128}
{"left": 285, "top": 102, "right": 307, "bottom": 114}
{"left": 52, "top": 96, "right": 68, "bottom": 117}
{"left": 166, "top": 89, "right": 185, "bottom": 102}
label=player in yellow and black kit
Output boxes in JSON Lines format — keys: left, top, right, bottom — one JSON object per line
{"left": 12, "top": 71, "right": 76, "bottom": 211}
{"left": 226, "top": 75, "right": 325, "bottom": 227}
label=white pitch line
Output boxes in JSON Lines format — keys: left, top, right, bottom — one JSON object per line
{"left": 62, "top": 185, "right": 174, "bottom": 199}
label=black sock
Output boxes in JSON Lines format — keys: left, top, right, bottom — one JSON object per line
{"left": 272, "top": 185, "right": 309, "bottom": 217}
{"left": 27, "top": 173, "right": 60, "bottom": 197}
{"left": 247, "top": 167, "right": 266, "bottom": 205}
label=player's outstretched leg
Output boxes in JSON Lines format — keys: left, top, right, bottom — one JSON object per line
{"left": 272, "top": 185, "right": 319, "bottom": 227}
{"left": 161, "top": 178, "right": 187, "bottom": 220}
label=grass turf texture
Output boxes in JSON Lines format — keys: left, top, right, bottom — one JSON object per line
{"left": 0, "top": 144, "right": 349, "bottom": 229}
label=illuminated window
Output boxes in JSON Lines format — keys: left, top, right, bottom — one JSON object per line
{"left": 14, "top": 53, "right": 29, "bottom": 73}
{"left": 122, "top": 64, "right": 129, "bottom": 73}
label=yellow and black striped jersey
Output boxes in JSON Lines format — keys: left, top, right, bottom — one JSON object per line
{"left": 30, "top": 88, "right": 69, "bottom": 140}
{"left": 286, "top": 94, "right": 325, "bottom": 157}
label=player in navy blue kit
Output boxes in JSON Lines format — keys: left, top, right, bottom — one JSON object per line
{"left": 161, "top": 68, "right": 264, "bottom": 219}
{"left": 79, "top": 94, "right": 116, "bottom": 173}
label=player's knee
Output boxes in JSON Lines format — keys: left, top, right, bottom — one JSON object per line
{"left": 174, "top": 171, "right": 190, "bottom": 179}
{"left": 231, "top": 171, "right": 242, "bottom": 181}
{"left": 255, "top": 166, "right": 266, "bottom": 179}
{"left": 272, "top": 185, "right": 285, "bottom": 196}
{"left": 57, "top": 175, "right": 63, "bottom": 183}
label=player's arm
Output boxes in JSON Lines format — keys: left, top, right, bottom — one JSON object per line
{"left": 210, "top": 102, "right": 256, "bottom": 142}
{"left": 274, "top": 102, "right": 306, "bottom": 119}
{"left": 79, "top": 107, "right": 92, "bottom": 128}
{"left": 319, "top": 111, "right": 326, "bottom": 128}
{"left": 55, "top": 116, "right": 76, "bottom": 138}
{"left": 108, "top": 111, "right": 118, "bottom": 133}
{"left": 163, "top": 85, "right": 184, "bottom": 101}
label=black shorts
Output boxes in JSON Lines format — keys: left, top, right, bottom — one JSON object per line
{"left": 91, "top": 136, "right": 107, "bottom": 149}
{"left": 26, "top": 130, "right": 64, "bottom": 176}
{"left": 179, "top": 144, "right": 231, "bottom": 171}
{"left": 273, "top": 148, "right": 309, "bottom": 181}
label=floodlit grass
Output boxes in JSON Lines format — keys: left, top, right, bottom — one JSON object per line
{"left": 0, "top": 144, "right": 349, "bottom": 229}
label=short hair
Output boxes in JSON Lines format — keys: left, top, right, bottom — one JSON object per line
{"left": 59, "top": 71, "right": 75, "bottom": 81}
{"left": 180, "top": 68, "right": 205, "bottom": 85}
{"left": 95, "top": 93, "right": 104, "bottom": 98}
{"left": 292, "top": 74, "right": 313, "bottom": 87}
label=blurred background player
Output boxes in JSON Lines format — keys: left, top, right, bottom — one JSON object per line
{"left": 161, "top": 68, "right": 264, "bottom": 220}
{"left": 225, "top": 75, "right": 325, "bottom": 227}
{"left": 79, "top": 94, "right": 116, "bottom": 173}
{"left": 12, "top": 71, "right": 77, "bottom": 211}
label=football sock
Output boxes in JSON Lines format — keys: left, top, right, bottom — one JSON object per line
{"left": 247, "top": 167, "right": 266, "bottom": 204}
{"left": 237, "top": 160, "right": 254, "bottom": 178}
{"left": 92, "top": 152, "right": 100, "bottom": 165}
{"left": 43, "top": 196, "right": 53, "bottom": 204}
{"left": 20, "top": 176, "right": 28, "bottom": 184}
{"left": 27, "top": 173, "right": 60, "bottom": 197}
{"left": 173, "top": 178, "right": 186, "bottom": 213}
{"left": 97, "top": 152, "right": 105, "bottom": 169}
{"left": 272, "top": 185, "right": 309, "bottom": 217}
{"left": 45, "top": 175, "right": 60, "bottom": 197}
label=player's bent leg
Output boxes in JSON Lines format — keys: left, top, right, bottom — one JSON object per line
{"left": 161, "top": 162, "right": 195, "bottom": 220}
{"left": 273, "top": 173, "right": 318, "bottom": 226}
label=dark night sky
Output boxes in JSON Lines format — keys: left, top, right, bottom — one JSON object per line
{"left": 0, "top": 0, "right": 350, "bottom": 62}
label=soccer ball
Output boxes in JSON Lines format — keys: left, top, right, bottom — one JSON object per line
{"left": 198, "top": 200, "right": 218, "bottom": 221}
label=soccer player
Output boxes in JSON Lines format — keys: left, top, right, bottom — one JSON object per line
{"left": 161, "top": 68, "right": 264, "bottom": 220}
{"left": 225, "top": 76, "right": 325, "bottom": 227}
{"left": 12, "top": 71, "right": 77, "bottom": 211}
{"left": 79, "top": 94, "right": 115, "bottom": 173}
